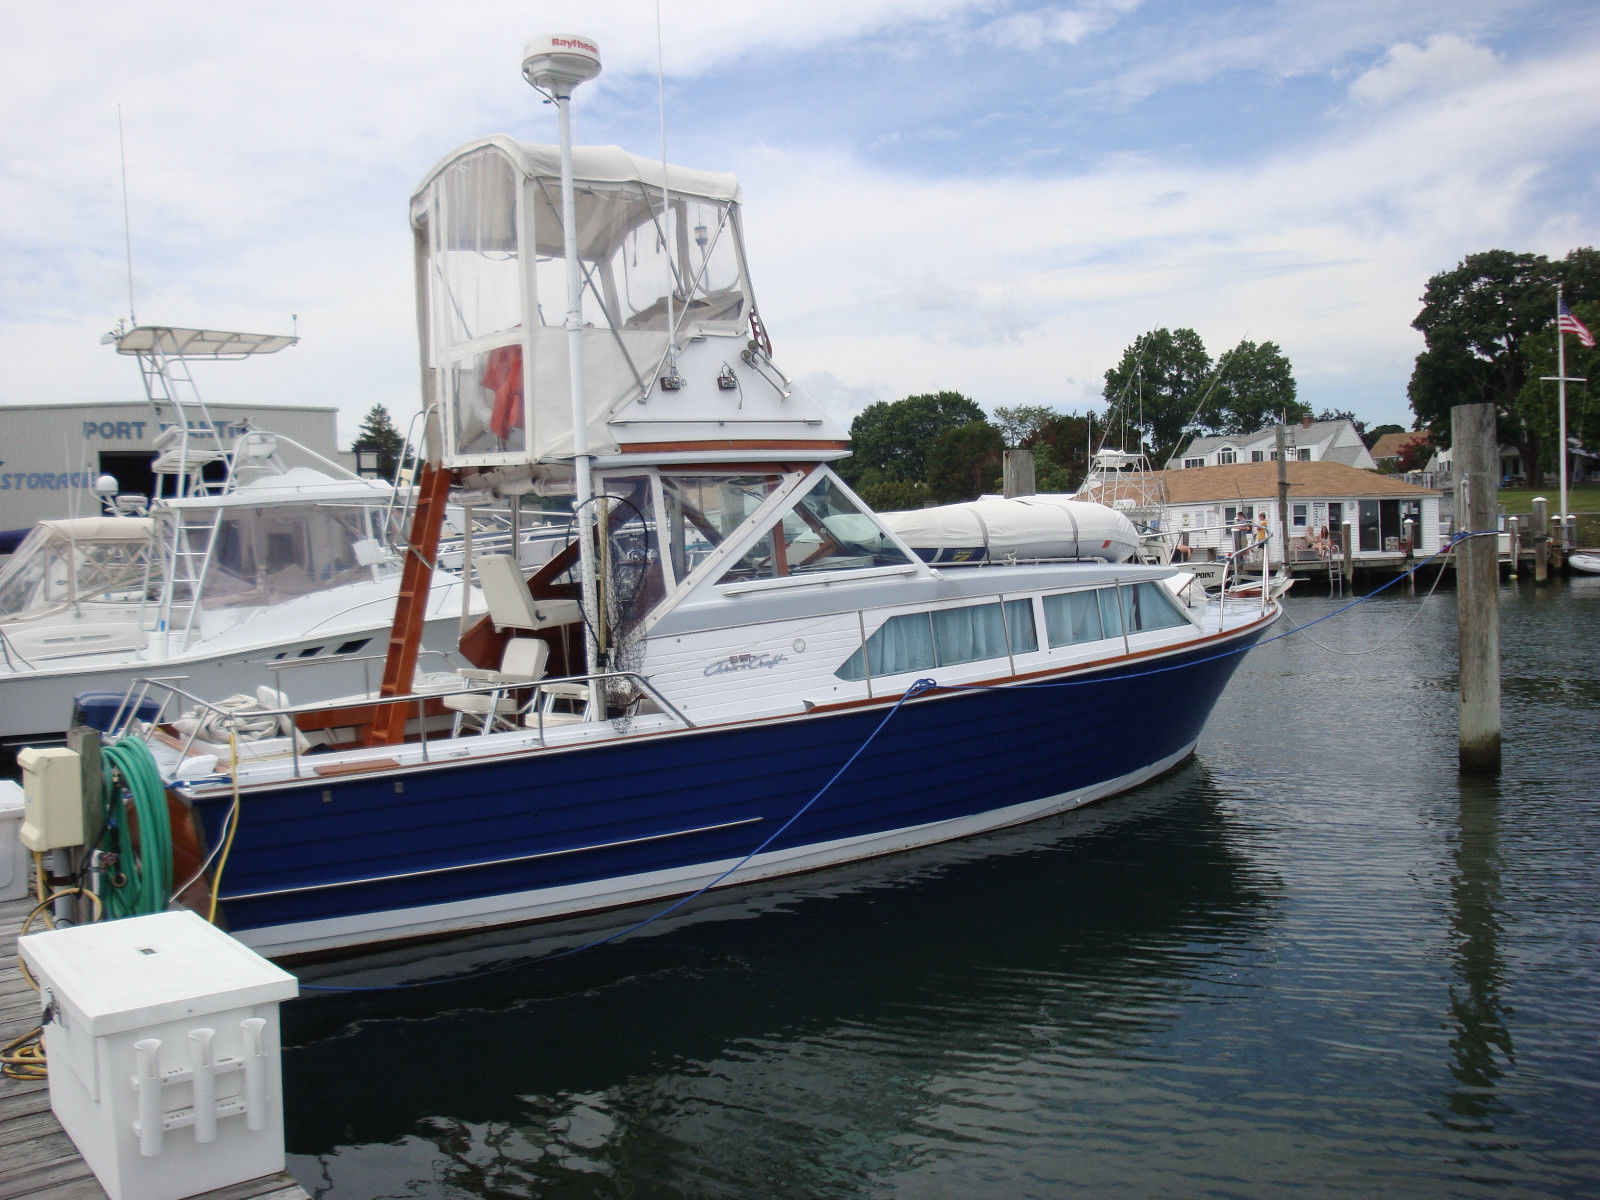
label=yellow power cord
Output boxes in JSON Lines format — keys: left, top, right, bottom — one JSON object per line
{"left": 2, "top": 855, "right": 105, "bottom": 1081}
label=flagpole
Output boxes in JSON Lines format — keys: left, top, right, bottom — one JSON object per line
{"left": 1558, "top": 285, "right": 1569, "bottom": 547}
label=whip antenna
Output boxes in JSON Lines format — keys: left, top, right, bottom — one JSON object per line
{"left": 117, "top": 104, "right": 138, "bottom": 325}
{"left": 656, "top": 0, "right": 680, "bottom": 384}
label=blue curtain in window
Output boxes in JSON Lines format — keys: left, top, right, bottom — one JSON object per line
{"left": 932, "top": 604, "right": 1010, "bottom": 665}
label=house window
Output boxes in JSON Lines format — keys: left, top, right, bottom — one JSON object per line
{"left": 1297, "top": 448, "right": 1311, "bottom": 461}
{"left": 1292, "top": 503, "right": 1308, "bottom": 528}
{"left": 1218, "top": 448, "right": 1237, "bottom": 465}
{"left": 1251, "top": 450, "right": 1265, "bottom": 463}
{"left": 1183, "top": 458, "right": 1203, "bottom": 469}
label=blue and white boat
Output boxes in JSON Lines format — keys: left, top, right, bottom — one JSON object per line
{"left": 62, "top": 37, "right": 1278, "bottom": 961}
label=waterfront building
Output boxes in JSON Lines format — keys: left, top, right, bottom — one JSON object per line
{"left": 0, "top": 399, "right": 346, "bottom": 541}
{"left": 1173, "top": 417, "right": 1376, "bottom": 472}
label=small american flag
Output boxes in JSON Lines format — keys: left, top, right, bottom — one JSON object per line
{"left": 1559, "top": 297, "right": 1595, "bottom": 348}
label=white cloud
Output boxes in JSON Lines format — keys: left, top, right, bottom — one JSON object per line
{"left": 1348, "top": 33, "right": 1502, "bottom": 106}
{"left": 0, "top": 1, "right": 1595, "bottom": 443}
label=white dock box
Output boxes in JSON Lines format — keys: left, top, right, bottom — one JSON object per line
{"left": 18, "top": 910, "right": 299, "bottom": 1200}
{"left": 0, "top": 780, "right": 28, "bottom": 901}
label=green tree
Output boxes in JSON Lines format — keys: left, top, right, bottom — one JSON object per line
{"left": 354, "top": 404, "right": 405, "bottom": 479}
{"left": 842, "top": 391, "right": 986, "bottom": 485}
{"left": 1405, "top": 248, "right": 1600, "bottom": 486}
{"left": 853, "top": 477, "right": 929, "bottom": 512}
{"left": 1102, "top": 328, "right": 1214, "bottom": 465}
{"left": 1210, "top": 339, "right": 1304, "bottom": 434}
{"left": 993, "top": 404, "right": 1059, "bottom": 449}
{"left": 1364, "top": 422, "right": 1405, "bottom": 449}
{"left": 927, "top": 420, "right": 1003, "bottom": 503}
{"left": 1033, "top": 412, "right": 1094, "bottom": 491}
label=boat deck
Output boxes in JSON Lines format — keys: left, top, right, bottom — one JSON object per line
{"left": 0, "top": 894, "right": 309, "bottom": 1200}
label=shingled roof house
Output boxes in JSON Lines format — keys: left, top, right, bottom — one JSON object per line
{"left": 1173, "top": 417, "right": 1376, "bottom": 472}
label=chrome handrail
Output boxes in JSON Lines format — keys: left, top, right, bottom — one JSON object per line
{"left": 108, "top": 667, "right": 692, "bottom": 780}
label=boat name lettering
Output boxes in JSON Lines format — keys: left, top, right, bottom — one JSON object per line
{"left": 703, "top": 651, "right": 788, "bottom": 676}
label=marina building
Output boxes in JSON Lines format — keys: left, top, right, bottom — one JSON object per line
{"left": 0, "top": 399, "right": 345, "bottom": 543}
{"left": 1151, "top": 460, "right": 1441, "bottom": 564}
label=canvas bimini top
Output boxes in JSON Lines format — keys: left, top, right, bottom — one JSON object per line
{"left": 409, "top": 135, "right": 846, "bottom": 474}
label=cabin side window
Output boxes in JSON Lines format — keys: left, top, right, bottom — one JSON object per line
{"left": 1120, "top": 581, "right": 1192, "bottom": 632}
{"left": 1042, "top": 589, "right": 1102, "bottom": 646}
{"left": 1042, "top": 583, "right": 1191, "bottom": 646}
{"left": 835, "top": 598, "right": 1036, "bottom": 681}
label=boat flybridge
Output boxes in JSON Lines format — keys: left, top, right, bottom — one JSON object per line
{"left": 33, "top": 36, "right": 1280, "bottom": 962}
{"left": 0, "top": 324, "right": 477, "bottom": 759}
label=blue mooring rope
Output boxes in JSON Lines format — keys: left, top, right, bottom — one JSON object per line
{"left": 297, "top": 529, "right": 1499, "bottom": 995}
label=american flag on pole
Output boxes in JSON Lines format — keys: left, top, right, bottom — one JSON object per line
{"left": 1559, "top": 297, "right": 1595, "bottom": 348}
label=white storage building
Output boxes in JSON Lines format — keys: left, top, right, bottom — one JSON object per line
{"left": 0, "top": 400, "right": 345, "bottom": 544}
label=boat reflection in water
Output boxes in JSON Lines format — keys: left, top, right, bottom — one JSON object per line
{"left": 282, "top": 772, "right": 1277, "bottom": 1195}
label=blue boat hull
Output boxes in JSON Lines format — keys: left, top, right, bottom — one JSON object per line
{"left": 191, "top": 619, "right": 1269, "bottom": 958}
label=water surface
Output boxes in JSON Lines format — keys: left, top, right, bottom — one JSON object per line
{"left": 283, "top": 580, "right": 1600, "bottom": 1198}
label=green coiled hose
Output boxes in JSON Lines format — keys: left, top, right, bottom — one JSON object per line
{"left": 97, "top": 737, "right": 173, "bottom": 919}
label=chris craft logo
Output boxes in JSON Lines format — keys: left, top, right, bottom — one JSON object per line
{"left": 703, "top": 650, "right": 787, "bottom": 677}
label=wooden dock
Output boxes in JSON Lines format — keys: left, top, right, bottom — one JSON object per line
{"left": 0, "top": 894, "right": 309, "bottom": 1200}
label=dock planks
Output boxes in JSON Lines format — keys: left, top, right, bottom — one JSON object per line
{"left": 0, "top": 894, "right": 309, "bottom": 1200}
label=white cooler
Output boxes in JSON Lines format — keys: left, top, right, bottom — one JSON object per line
{"left": 18, "top": 910, "right": 300, "bottom": 1200}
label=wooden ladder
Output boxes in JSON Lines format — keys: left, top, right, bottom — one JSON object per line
{"left": 365, "top": 460, "right": 451, "bottom": 746}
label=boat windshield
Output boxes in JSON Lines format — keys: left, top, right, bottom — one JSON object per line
{"left": 719, "top": 474, "right": 916, "bottom": 584}
{"left": 658, "top": 474, "right": 786, "bottom": 582}
{"left": 179, "top": 503, "right": 383, "bottom": 611}
{"left": 0, "top": 520, "right": 153, "bottom": 619}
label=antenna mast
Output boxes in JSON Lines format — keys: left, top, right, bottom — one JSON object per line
{"left": 117, "top": 104, "right": 138, "bottom": 325}
{"left": 656, "top": 0, "right": 680, "bottom": 386}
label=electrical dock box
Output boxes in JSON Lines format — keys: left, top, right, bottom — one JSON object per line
{"left": 0, "top": 780, "right": 28, "bottom": 901}
{"left": 17, "top": 745, "right": 84, "bottom": 852}
{"left": 18, "top": 910, "right": 300, "bottom": 1200}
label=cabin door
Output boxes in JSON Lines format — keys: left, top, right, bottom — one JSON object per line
{"left": 1358, "top": 500, "right": 1381, "bottom": 551}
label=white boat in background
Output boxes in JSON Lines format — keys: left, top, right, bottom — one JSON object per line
{"left": 0, "top": 325, "right": 479, "bottom": 758}
{"left": 1569, "top": 552, "right": 1600, "bottom": 575}
{"left": 27, "top": 36, "right": 1278, "bottom": 962}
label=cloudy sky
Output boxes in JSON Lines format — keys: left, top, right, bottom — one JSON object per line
{"left": 2, "top": 1, "right": 1596, "bottom": 445}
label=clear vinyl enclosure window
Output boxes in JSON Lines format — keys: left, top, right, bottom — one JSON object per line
{"left": 0, "top": 527, "right": 151, "bottom": 617}
{"left": 418, "top": 144, "right": 756, "bottom": 466}
{"left": 193, "top": 504, "right": 376, "bottom": 610}
{"left": 426, "top": 149, "right": 526, "bottom": 459}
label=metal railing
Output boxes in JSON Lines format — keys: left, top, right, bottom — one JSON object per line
{"left": 108, "top": 667, "right": 692, "bottom": 781}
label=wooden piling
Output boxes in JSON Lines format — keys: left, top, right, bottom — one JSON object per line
{"left": 1532, "top": 497, "right": 1548, "bottom": 582}
{"left": 1453, "top": 402, "right": 1501, "bottom": 774}
{"left": 1276, "top": 424, "right": 1291, "bottom": 570}
{"left": 1002, "top": 449, "right": 1035, "bottom": 499}
{"left": 1340, "top": 523, "right": 1353, "bottom": 584}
